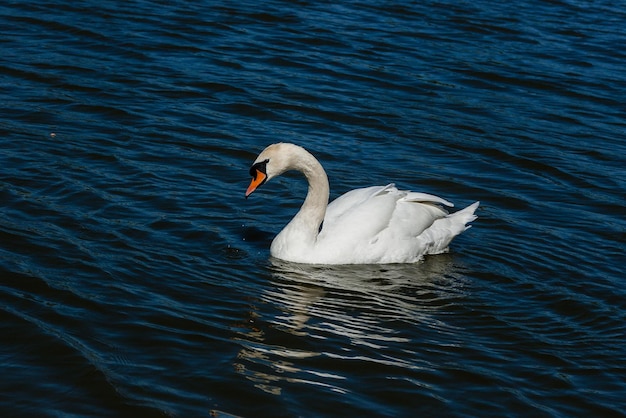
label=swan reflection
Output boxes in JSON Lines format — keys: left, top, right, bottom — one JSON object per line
{"left": 234, "top": 255, "right": 469, "bottom": 395}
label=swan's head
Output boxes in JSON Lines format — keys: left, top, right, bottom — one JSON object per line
{"left": 245, "top": 143, "right": 307, "bottom": 198}
{"left": 246, "top": 157, "right": 269, "bottom": 198}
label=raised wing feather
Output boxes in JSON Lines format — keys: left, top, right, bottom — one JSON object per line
{"left": 319, "top": 184, "right": 450, "bottom": 252}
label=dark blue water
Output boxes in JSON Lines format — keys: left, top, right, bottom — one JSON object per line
{"left": 2, "top": 0, "right": 625, "bottom": 416}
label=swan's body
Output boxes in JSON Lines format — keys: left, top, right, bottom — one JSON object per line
{"left": 246, "top": 143, "right": 479, "bottom": 264}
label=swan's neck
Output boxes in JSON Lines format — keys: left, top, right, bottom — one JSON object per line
{"left": 293, "top": 151, "right": 330, "bottom": 239}
{"left": 299, "top": 156, "right": 330, "bottom": 237}
{"left": 275, "top": 148, "right": 329, "bottom": 250}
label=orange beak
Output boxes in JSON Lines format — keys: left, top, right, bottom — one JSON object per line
{"left": 245, "top": 170, "right": 267, "bottom": 198}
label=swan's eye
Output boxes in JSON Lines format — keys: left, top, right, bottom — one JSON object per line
{"left": 249, "top": 159, "right": 269, "bottom": 180}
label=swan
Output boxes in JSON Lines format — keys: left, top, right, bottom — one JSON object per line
{"left": 245, "top": 143, "right": 479, "bottom": 264}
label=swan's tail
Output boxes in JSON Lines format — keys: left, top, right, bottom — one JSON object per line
{"left": 450, "top": 201, "right": 480, "bottom": 232}
{"left": 420, "top": 201, "right": 480, "bottom": 255}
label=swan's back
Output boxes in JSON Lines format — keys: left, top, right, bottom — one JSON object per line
{"left": 310, "top": 184, "right": 467, "bottom": 264}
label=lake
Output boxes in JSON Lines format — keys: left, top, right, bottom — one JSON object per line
{"left": 1, "top": 0, "right": 625, "bottom": 416}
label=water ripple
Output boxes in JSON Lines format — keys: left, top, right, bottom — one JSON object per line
{"left": 1, "top": 0, "right": 625, "bottom": 416}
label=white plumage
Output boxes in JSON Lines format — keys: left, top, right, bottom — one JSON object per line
{"left": 246, "top": 143, "right": 478, "bottom": 264}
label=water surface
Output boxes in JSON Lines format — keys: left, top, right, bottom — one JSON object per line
{"left": 1, "top": 0, "right": 625, "bottom": 416}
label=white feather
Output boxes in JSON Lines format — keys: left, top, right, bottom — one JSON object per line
{"left": 247, "top": 143, "right": 479, "bottom": 264}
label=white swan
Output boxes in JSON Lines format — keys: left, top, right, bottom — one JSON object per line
{"left": 245, "top": 143, "right": 479, "bottom": 264}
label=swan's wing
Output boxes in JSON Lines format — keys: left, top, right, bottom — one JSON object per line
{"left": 325, "top": 184, "right": 397, "bottom": 220}
{"left": 401, "top": 192, "right": 454, "bottom": 207}
{"left": 321, "top": 184, "right": 399, "bottom": 242}
{"left": 311, "top": 184, "right": 475, "bottom": 264}
{"left": 321, "top": 184, "right": 450, "bottom": 244}
{"left": 325, "top": 184, "right": 452, "bottom": 227}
